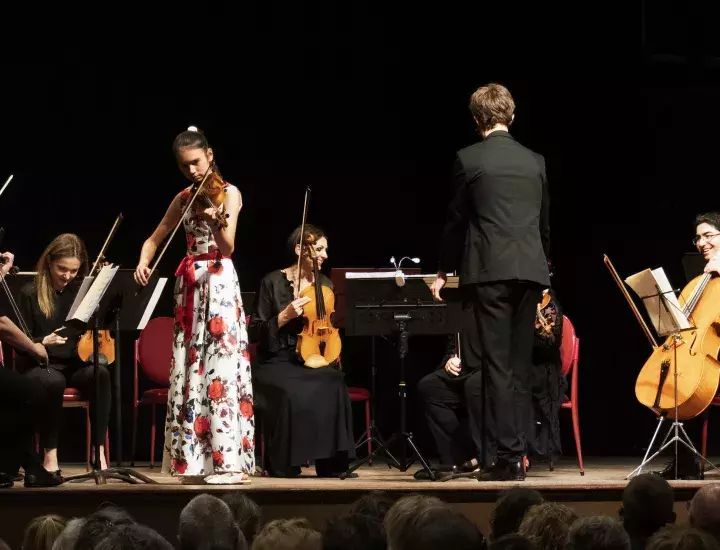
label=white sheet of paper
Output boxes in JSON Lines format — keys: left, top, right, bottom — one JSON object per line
{"left": 137, "top": 277, "right": 168, "bottom": 330}
{"left": 625, "top": 267, "right": 692, "bottom": 336}
{"left": 345, "top": 272, "right": 397, "bottom": 279}
{"left": 67, "top": 264, "right": 119, "bottom": 323}
{"left": 67, "top": 276, "right": 95, "bottom": 320}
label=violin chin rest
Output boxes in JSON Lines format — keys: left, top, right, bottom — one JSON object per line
{"left": 304, "top": 354, "right": 329, "bottom": 369}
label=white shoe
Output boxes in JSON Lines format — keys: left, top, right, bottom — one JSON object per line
{"left": 204, "top": 473, "right": 251, "bottom": 485}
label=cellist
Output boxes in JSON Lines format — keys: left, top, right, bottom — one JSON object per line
{"left": 0, "top": 251, "right": 63, "bottom": 487}
{"left": 654, "top": 212, "right": 720, "bottom": 479}
{"left": 247, "top": 223, "right": 356, "bottom": 478}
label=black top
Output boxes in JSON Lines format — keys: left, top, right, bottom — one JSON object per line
{"left": 248, "top": 269, "right": 334, "bottom": 363}
{"left": 439, "top": 130, "right": 551, "bottom": 286}
{"left": 18, "top": 280, "right": 81, "bottom": 361}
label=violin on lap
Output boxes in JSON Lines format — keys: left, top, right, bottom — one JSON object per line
{"left": 295, "top": 234, "right": 342, "bottom": 369}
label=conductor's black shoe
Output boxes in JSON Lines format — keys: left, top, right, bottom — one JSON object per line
{"left": 413, "top": 467, "right": 451, "bottom": 481}
{"left": 437, "top": 460, "right": 484, "bottom": 481}
{"left": 414, "top": 460, "right": 481, "bottom": 481}
{"left": 475, "top": 460, "right": 526, "bottom": 482}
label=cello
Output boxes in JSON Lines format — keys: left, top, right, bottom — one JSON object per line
{"left": 604, "top": 254, "right": 720, "bottom": 420}
{"left": 293, "top": 187, "right": 342, "bottom": 368}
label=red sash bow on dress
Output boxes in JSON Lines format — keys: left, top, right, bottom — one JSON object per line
{"left": 175, "top": 250, "right": 229, "bottom": 341}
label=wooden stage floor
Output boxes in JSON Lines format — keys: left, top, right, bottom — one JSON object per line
{"left": 1, "top": 457, "right": 717, "bottom": 549}
{"left": 5, "top": 456, "right": 720, "bottom": 494}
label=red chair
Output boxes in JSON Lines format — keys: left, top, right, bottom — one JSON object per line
{"left": 560, "top": 314, "right": 584, "bottom": 475}
{"left": 347, "top": 384, "right": 372, "bottom": 463}
{"left": 131, "top": 316, "right": 174, "bottom": 468}
{"left": 4, "top": 346, "right": 110, "bottom": 471}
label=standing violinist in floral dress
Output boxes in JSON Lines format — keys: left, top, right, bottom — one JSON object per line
{"left": 134, "top": 127, "right": 254, "bottom": 485}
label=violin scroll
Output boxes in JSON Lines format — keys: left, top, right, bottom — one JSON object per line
{"left": 535, "top": 290, "right": 556, "bottom": 335}
{"left": 192, "top": 171, "right": 229, "bottom": 229}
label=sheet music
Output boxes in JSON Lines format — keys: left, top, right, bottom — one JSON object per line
{"left": 67, "top": 276, "right": 96, "bottom": 320}
{"left": 345, "top": 272, "right": 397, "bottom": 279}
{"left": 137, "top": 277, "right": 168, "bottom": 330}
{"left": 345, "top": 272, "right": 459, "bottom": 288}
{"left": 66, "top": 264, "right": 119, "bottom": 323}
{"left": 625, "top": 267, "right": 692, "bottom": 336}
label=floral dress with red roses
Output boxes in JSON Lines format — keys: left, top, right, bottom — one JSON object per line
{"left": 161, "top": 183, "right": 255, "bottom": 479}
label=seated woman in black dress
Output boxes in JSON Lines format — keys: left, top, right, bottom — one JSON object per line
{"left": 18, "top": 233, "right": 111, "bottom": 474}
{"left": 248, "top": 224, "right": 356, "bottom": 478}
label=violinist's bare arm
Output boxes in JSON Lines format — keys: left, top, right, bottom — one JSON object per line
{"left": 205, "top": 185, "right": 241, "bottom": 256}
{"left": 135, "top": 193, "right": 184, "bottom": 286}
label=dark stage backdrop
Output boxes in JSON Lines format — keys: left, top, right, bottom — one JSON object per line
{"left": 3, "top": 5, "right": 720, "bottom": 464}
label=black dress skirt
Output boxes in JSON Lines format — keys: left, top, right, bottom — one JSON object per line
{"left": 248, "top": 269, "right": 355, "bottom": 475}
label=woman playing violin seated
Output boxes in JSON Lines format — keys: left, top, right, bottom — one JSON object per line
{"left": 17, "top": 234, "right": 111, "bottom": 474}
{"left": 248, "top": 224, "right": 356, "bottom": 478}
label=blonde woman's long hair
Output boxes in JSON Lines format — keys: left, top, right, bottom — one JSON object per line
{"left": 35, "top": 234, "right": 89, "bottom": 319}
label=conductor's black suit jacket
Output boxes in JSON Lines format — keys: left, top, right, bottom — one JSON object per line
{"left": 439, "top": 130, "right": 551, "bottom": 287}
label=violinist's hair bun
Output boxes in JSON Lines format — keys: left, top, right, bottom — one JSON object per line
{"left": 187, "top": 125, "right": 199, "bottom": 132}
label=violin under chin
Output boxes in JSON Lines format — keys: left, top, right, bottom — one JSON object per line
{"left": 304, "top": 354, "right": 330, "bottom": 369}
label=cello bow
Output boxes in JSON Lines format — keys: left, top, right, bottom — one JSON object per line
{"left": 603, "top": 254, "right": 658, "bottom": 349}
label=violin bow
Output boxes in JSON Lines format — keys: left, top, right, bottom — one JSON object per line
{"left": 90, "top": 213, "right": 124, "bottom": 277}
{"left": 147, "top": 166, "right": 214, "bottom": 281}
{"left": 0, "top": 174, "right": 14, "bottom": 198}
{"left": 0, "top": 178, "right": 33, "bottom": 338}
{"left": 0, "top": 224, "right": 34, "bottom": 341}
{"left": 294, "top": 187, "right": 311, "bottom": 300}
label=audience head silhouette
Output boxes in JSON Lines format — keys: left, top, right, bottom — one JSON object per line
{"left": 491, "top": 488, "right": 545, "bottom": 540}
{"left": 179, "top": 494, "right": 246, "bottom": 550}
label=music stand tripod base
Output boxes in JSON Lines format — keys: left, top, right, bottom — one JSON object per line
{"left": 63, "top": 269, "right": 166, "bottom": 485}
{"left": 340, "top": 275, "right": 461, "bottom": 481}
{"left": 65, "top": 468, "right": 159, "bottom": 485}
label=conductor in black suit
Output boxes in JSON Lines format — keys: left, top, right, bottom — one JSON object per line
{"left": 432, "top": 83, "right": 550, "bottom": 481}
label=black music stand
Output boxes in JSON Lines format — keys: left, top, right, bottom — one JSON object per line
{"left": 331, "top": 267, "right": 420, "bottom": 466}
{"left": 64, "top": 268, "right": 166, "bottom": 485}
{"left": 340, "top": 274, "right": 461, "bottom": 480}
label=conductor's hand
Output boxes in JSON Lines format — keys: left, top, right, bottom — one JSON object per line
{"left": 43, "top": 331, "right": 67, "bottom": 347}
{"left": 431, "top": 272, "right": 447, "bottom": 302}
{"left": 32, "top": 342, "right": 49, "bottom": 364}
{"left": 0, "top": 251, "right": 14, "bottom": 277}
{"left": 444, "top": 356, "right": 462, "bottom": 377}
{"left": 135, "top": 263, "right": 151, "bottom": 286}
{"left": 283, "top": 297, "right": 311, "bottom": 321}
